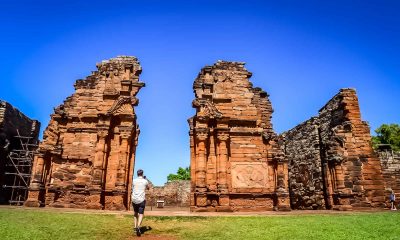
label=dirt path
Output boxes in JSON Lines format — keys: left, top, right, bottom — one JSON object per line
{"left": 127, "top": 234, "right": 177, "bottom": 240}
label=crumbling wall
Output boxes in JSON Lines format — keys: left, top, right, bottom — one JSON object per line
{"left": 0, "top": 100, "right": 40, "bottom": 204}
{"left": 0, "top": 101, "right": 40, "bottom": 152}
{"left": 25, "top": 56, "right": 145, "bottom": 210}
{"left": 283, "top": 88, "right": 386, "bottom": 210}
{"left": 147, "top": 180, "right": 190, "bottom": 207}
{"left": 283, "top": 117, "right": 326, "bottom": 209}
{"left": 378, "top": 148, "right": 400, "bottom": 194}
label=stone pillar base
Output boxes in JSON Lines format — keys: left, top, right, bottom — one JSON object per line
{"left": 276, "top": 192, "right": 291, "bottom": 211}
{"left": 24, "top": 191, "right": 41, "bottom": 207}
{"left": 86, "top": 194, "right": 103, "bottom": 209}
{"left": 195, "top": 193, "right": 207, "bottom": 207}
{"left": 216, "top": 206, "right": 233, "bottom": 212}
{"left": 219, "top": 194, "right": 230, "bottom": 206}
{"left": 332, "top": 205, "right": 353, "bottom": 211}
{"left": 105, "top": 195, "right": 126, "bottom": 210}
{"left": 24, "top": 199, "right": 41, "bottom": 207}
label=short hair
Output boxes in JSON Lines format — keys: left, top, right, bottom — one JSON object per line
{"left": 137, "top": 169, "right": 144, "bottom": 176}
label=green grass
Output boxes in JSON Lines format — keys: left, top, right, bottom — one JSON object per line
{"left": 0, "top": 208, "right": 399, "bottom": 240}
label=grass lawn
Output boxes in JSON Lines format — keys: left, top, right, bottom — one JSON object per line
{"left": 0, "top": 208, "right": 399, "bottom": 240}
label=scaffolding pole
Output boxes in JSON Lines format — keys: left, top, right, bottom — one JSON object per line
{"left": 3, "top": 130, "right": 38, "bottom": 205}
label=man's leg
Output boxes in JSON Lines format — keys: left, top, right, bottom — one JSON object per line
{"left": 134, "top": 212, "right": 138, "bottom": 228}
{"left": 138, "top": 213, "right": 144, "bottom": 228}
{"left": 136, "top": 201, "right": 146, "bottom": 236}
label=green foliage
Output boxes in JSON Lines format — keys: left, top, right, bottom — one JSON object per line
{"left": 372, "top": 123, "right": 400, "bottom": 151}
{"left": 167, "top": 166, "right": 190, "bottom": 181}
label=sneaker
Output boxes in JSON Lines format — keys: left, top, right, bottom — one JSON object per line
{"left": 136, "top": 227, "right": 141, "bottom": 237}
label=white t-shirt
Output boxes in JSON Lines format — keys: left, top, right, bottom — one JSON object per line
{"left": 131, "top": 177, "right": 149, "bottom": 204}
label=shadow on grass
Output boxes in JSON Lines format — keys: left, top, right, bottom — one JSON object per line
{"left": 139, "top": 226, "right": 152, "bottom": 235}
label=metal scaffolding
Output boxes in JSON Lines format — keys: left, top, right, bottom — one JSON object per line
{"left": 3, "top": 130, "right": 38, "bottom": 205}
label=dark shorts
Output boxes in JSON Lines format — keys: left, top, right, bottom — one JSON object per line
{"left": 133, "top": 200, "right": 146, "bottom": 214}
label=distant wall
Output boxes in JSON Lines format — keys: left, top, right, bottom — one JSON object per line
{"left": 378, "top": 149, "right": 400, "bottom": 193}
{"left": 147, "top": 180, "right": 190, "bottom": 207}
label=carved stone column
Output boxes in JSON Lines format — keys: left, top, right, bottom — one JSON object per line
{"left": 274, "top": 149, "right": 291, "bottom": 211}
{"left": 115, "top": 130, "right": 130, "bottom": 191}
{"left": 217, "top": 132, "right": 229, "bottom": 192}
{"left": 25, "top": 153, "right": 45, "bottom": 207}
{"left": 87, "top": 129, "right": 108, "bottom": 209}
{"left": 207, "top": 132, "right": 217, "bottom": 191}
{"left": 195, "top": 130, "right": 208, "bottom": 192}
{"left": 92, "top": 129, "right": 108, "bottom": 189}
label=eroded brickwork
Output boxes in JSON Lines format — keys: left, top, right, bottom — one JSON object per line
{"left": 284, "top": 89, "right": 386, "bottom": 210}
{"left": 189, "top": 61, "right": 289, "bottom": 212}
{"left": 283, "top": 117, "right": 326, "bottom": 209}
{"left": 25, "top": 56, "right": 144, "bottom": 210}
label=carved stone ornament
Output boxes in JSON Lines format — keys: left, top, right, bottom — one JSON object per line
{"left": 192, "top": 99, "right": 222, "bottom": 119}
{"left": 107, "top": 96, "right": 138, "bottom": 116}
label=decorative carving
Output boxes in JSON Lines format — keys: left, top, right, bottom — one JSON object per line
{"left": 217, "top": 132, "right": 229, "bottom": 142}
{"left": 231, "top": 163, "right": 268, "bottom": 188}
{"left": 192, "top": 99, "right": 222, "bottom": 119}
{"left": 107, "top": 96, "right": 138, "bottom": 116}
{"left": 195, "top": 129, "right": 209, "bottom": 141}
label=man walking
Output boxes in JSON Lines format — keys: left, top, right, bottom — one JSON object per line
{"left": 131, "top": 169, "right": 149, "bottom": 236}
{"left": 390, "top": 190, "right": 397, "bottom": 210}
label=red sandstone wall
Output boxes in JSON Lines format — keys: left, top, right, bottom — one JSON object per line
{"left": 26, "top": 56, "right": 144, "bottom": 210}
{"left": 189, "top": 61, "right": 289, "bottom": 212}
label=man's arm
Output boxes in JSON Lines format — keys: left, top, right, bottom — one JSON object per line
{"left": 144, "top": 177, "right": 150, "bottom": 190}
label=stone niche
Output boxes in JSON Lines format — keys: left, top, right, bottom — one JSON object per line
{"left": 283, "top": 89, "right": 385, "bottom": 210}
{"left": 25, "top": 56, "right": 145, "bottom": 210}
{"left": 188, "top": 61, "right": 290, "bottom": 212}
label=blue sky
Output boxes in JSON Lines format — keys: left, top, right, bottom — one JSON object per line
{"left": 1, "top": 0, "right": 399, "bottom": 185}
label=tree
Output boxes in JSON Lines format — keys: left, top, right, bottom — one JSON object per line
{"left": 372, "top": 124, "right": 400, "bottom": 152}
{"left": 167, "top": 167, "right": 190, "bottom": 181}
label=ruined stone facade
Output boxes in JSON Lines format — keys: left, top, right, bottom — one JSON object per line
{"left": 189, "top": 61, "right": 290, "bottom": 212}
{"left": 25, "top": 56, "right": 144, "bottom": 210}
{"left": 146, "top": 180, "right": 190, "bottom": 207}
{"left": 283, "top": 89, "right": 385, "bottom": 210}
{"left": 0, "top": 100, "right": 40, "bottom": 204}
{"left": 189, "top": 61, "right": 388, "bottom": 211}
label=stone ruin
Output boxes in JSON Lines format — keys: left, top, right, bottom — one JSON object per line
{"left": 25, "top": 56, "right": 145, "bottom": 210}
{"left": 0, "top": 57, "right": 391, "bottom": 212}
{"left": 189, "top": 61, "right": 290, "bottom": 211}
{"left": 146, "top": 180, "right": 190, "bottom": 208}
{"left": 377, "top": 144, "right": 400, "bottom": 194}
{"left": 189, "top": 61, "right": 387, "bottom": 211}
{"left": 283, "top": 89, "right": 385, "bottom": 210}
{"left": 0, "top": 101, "right": 40, "bottom": 204}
